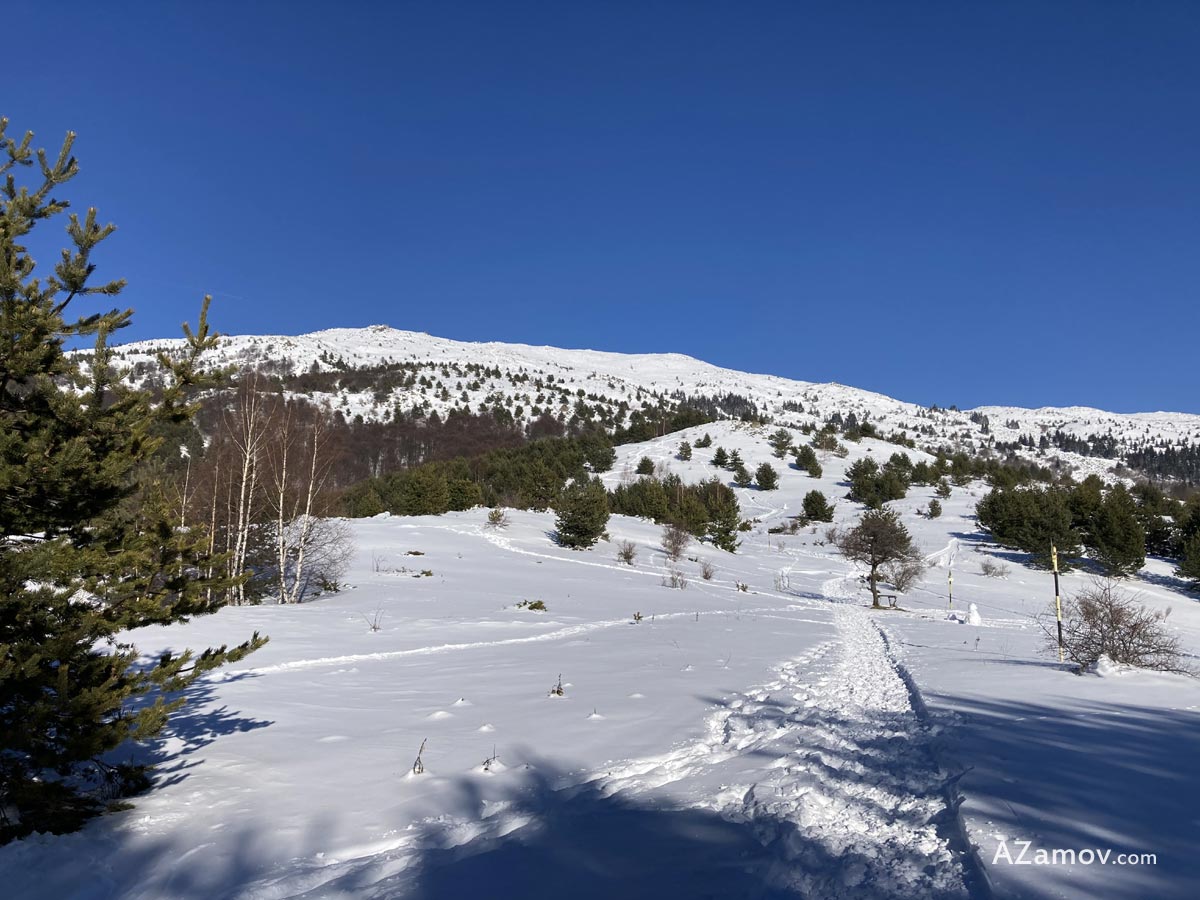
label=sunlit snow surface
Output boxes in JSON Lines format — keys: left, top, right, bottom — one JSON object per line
{"left": 3, "top": 423, "right": 1198, "bottom": 899}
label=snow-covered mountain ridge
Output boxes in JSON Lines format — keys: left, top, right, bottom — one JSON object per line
{"left": 102, "top": 324, "right": 1200, "bottom": 480}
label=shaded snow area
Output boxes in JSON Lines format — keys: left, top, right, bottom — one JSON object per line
{"left": 3, "top": 422, "right": 1199, "bottom": 899}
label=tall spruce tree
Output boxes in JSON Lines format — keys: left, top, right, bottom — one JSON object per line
{"left": 0, "top": 120, "right": 265, "bottom": 840}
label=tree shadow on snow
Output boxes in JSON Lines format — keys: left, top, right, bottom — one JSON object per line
{"left": 118, "top": 672, "right": 274, "bottom": 792}
{"left": 394, "top": 765, "right": 805, "bottom": 900}
{"left": 921, "top": 691, "right": 1200, "bottom": 900}
{"left": 1138, "top": 567, "right": 1198, "bottom": 598}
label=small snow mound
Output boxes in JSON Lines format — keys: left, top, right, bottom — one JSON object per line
{"left": 478, "top": 723, "right": 496, "bottom": 732}
{"left": 967, "top": 602, "right": 983, "bottom": 626}
{"left": 628, "top": 692, "right": 645, "bottom": 699}
{"left": 451, "top": 697, "right": 472, "bottom": 707}
{"left": 1086, "top": 655, "right": 1131, "bottom": 677}
{"left": 426, "top": 710, "right": 454, "bottom": 720}
{"left": 587, "top": 711, "right": 605, "bottom": 720}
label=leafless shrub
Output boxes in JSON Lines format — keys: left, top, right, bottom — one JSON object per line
{"left": 372, "top": 551, "right": 387, "bottom": 573}
{"left": 662, "top": 568, "right": 689, "bottom": 590}
{"left": 363, "top": 605, "right": 385, "bottom": 632}
{"left": 980, "top": 557, "right": 1010, "bottom": 579}
{"left": 699, "top": 559, "right": 715, "bottom": 581}
{"left": 662, "top": 523, "right": 690, "bottom": 563}
{"left": 411, "top": 738, "right": 427, "bottom": 775}
{"left": 882, "top": 555, "right": 929, "bottom": 593}
{"left": 616, "top": 540, "right": 638, "bottom": 565}
{"left": 1044, "top": 579, "right": 1189, "bottom": 674}
{"left": 288, "top": 517, "right": 355, "bottom": 601}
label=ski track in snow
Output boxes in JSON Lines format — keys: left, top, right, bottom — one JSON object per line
{"left": 223, "top": 605, "right": 812, "bottom": 679}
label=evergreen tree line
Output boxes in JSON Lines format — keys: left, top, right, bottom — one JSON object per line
{"left": 608, "top": 475, "right": 742, "bottom": 551}
{"left": 340, "top": 431, "right": 617, "bottom": 516}
{"left": 341, "top": 432, "right": 744, "bottom": 552}
{"left": 977, "top": 476, "right": 1200, "bottom": 581}
{"left": 1122, "top": 442, "right": 1200, "bottom": 486}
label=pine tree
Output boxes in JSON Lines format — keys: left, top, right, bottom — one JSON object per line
{"left": 677, "top": 441, "right": 692, "bottom": 461}
{"left": 732, "top": 464, "right": 753, "bottom": 488}
{"left": 1087, "top": 485, "right": 1145, "bottom": 577}
{"left": 975, "top": 485, "right": 1082, "bottom": 569}
{"left": 793, "top": 445, "right": 818, "bottom": 473}
{"left": 847, "top": 457, "right": 884, "bottom": 508}
{"left": 711, "top": 447, "right": 729, "bottom": 468}
{"left": 635, "top": 456, "right": 655, "bottom": 475}
{"left": 0, "top": 120, "right": 265, "bottom": 840}
{"left": 768, "top": 428, "right": 792, "bottom": 459}
{"left": 694, "top": 433, "right": 712, "bottom": 449}
{"left": 927, "top": 498, "right": 942, "bottom": 519}
{"left": 802, "top": 490, "right": 835, "bottom": 522}
{"left": 834, "top": 509, "right": 921, "bottom": 608}
{"left": 1178, "top": 532, "right": 1200, "bottom": 588}
{"left": 554, "top": 478, "right": 610, "bottom": 548}
{"left": 699, "top": 478, "right": 740, "bottom": 552}
{"left": 755, "top": 462, "right": 779, "bottom": 490}
{"left": 727, "top": 449, "right": 744, "bottom": 471}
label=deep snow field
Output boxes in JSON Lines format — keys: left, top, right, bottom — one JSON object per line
{"left": 3, "top": 422, "right": 1198, "bottom": 899}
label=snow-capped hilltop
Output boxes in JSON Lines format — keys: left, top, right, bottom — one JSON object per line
{"left": 101, "top": 325, "right": 1200, "bottom": 481}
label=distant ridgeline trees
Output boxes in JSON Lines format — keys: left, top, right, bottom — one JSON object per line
{"left": 989, "top": 428, "right": 1200, "bottom": 488}
{"left": 1121, "top": 443, "right": 1200, "bottom": 487}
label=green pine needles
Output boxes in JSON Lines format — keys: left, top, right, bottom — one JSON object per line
{"left": 0, "top": 118, "right": 266, "bottom": 840}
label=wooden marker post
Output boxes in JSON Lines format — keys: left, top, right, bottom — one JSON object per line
{"left": 1052, "top": 544, "right": 1064, "bottom": 663}
{"left": 947, "top": 569, "right": 953, "bottom": 609}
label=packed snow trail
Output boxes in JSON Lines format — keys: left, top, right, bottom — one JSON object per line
{"left": 584, "top": 603, "right": 973, "bottom": 898}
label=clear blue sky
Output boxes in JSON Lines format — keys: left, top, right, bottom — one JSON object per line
{"left": 8, "top": 1, "right": 1199, "bottom": 413}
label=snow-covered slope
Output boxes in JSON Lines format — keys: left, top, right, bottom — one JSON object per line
{"left": 3, "top": 421, "right": 1198, "bottom": 899}
{"left": 96, "top": 325, "right": 1200, "bottom": 482}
